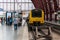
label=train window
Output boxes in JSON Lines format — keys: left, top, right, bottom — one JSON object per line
{"left": 32, "top": 10, "right": 42, "bottom": 17}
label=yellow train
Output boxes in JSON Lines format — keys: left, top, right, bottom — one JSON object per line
{"left": 27, "top": 9, "right": 52, "bottom": 40}
{"left": 28, "top": 9, "right": 44, "bottom": 26}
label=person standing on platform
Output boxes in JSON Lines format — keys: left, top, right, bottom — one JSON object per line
{"left": 14, "top": 18, "right": 18, "bottom": 30}
{"left": 9, "top": 17, "right": 12, "bottom": 25}
{"left": 1, "top": 17, "right": 4, "bottom": 25}
{"left": 8, "top": 16, "right": 10, "bottom": 25}
{"left": 22, "top": 11, "right": 26, "bottom": 27}
{"left": 1, "top": 18, "right": 2, "bottom": 24}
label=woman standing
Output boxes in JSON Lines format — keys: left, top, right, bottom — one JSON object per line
{"left": 14, "top": 18, "right": 18, "bottom": 30}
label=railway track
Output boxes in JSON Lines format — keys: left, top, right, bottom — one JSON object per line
{"left": 28, "top": 21, "right": 60, "bottom": 40}
{"left": 45, "top": 21, "right": 60, "bottom": 34}
{"left": 28, "top": 25, "right": 52, "bottom": 40}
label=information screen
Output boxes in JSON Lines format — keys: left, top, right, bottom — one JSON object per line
{"left": 7, "top": 12, "right": 11, "bottom": 18}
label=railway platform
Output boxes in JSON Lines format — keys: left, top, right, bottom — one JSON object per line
{"left": 0, "top": 22, "right": 60, "bottom": 40}
{"left": 0, "top": 22, "right": 29, "bottom": 40}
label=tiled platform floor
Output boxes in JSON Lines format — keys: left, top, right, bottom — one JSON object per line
{"left": 0, "top": 22, "right": 60, "bottom": 40}
{"left": 52, "top": 31, "right": 60, "bottom": 40}
{"left": 0, "top": 22, "right": 28, "bottom": 40}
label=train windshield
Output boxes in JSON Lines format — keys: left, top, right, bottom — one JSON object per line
{"left": 32, "top": 10, "right": 42, "bottom": 17}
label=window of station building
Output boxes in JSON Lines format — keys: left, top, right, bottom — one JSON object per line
{"left": 17, "top": 0, "right": 22, "bottom": 2}
{"left": 15, "top": 3, "right": 18, "bottom": 11}
{"left": 21, "top": 0, "right": 28, "bottom": 2}
{"left": 6, "top": 0, "right": 11, "bottom": 2}
{"left": 21, "top": 4, "right": 25, "bottom": 10}
{"left": 7, "top": 3, "right": 11, "bottom": 11}
{"left": 3, "top": 0, "right": 6, "bottom": 2}
{"left": 17, "top": 4, "right": 21, "bottom": 11}
{"left": 25, "top": 3, "right": 29, "bottom": 10}
{"left": 0, "top": 0, "right": 3, "bottom": 2}
{"left": 28, "top": 0, "right": 32, "bottom": 2}
{"left": 28, "top": 3, "right": 34, "bottom": 10}
{"left": 0, "top": 0, "right": 33, "bottom": 11}
{"left": 4, "top": 3, "right": 7, "bottom": 11}
{"left": 11, "top": 0, "right": 14, "bottom": 2}
{"left": 17, "top": 0, "right": 32, "bottom": 2}
{"left": 0, "top": 3, "right": 3, "bottom": 9}
{"left": 10, "top": 3, "right": 14, "bottom": 11}
{"left": 32, "top": 4, "right": 35, "bottom": 9}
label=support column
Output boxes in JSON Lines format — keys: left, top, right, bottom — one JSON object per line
{"left": 46, "top": 13, "right": 49, "bottom": 21}
{"left": 53, "top": 0, "right": 58, "bottom": 21}
{"left": 42, "top": 0, "right": 47, "bottom": 20}
{"left": 48, "top": 0, "right": 54, "bottom": 21}
{"left": 43, "top": 0, "right": 49, "bottom": 21}
{"left": 39, "top": 0, "right": 45, "bottom": 20}
{"left": 50, "top": 13, "right": 52, "bottom": 21}
{"left": 55, "top": 14, "right": 57, "bottom": 22}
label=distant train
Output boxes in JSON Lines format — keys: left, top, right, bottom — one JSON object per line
{"left": 27, "top": 9, "right": 44, "bottom": 26}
